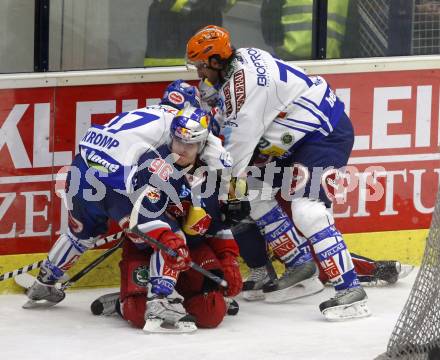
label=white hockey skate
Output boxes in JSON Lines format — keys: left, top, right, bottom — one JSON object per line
{"left": 23, "top": 278, "right": 66, "bottom": 309}
{"left": 144, "top": 294, "right": 197, "bottom": 334}
{"left": 319, "top": 287, "right": 371, "bottom": 321}
{"left": 242, "top": 266, "right": 272, "bottom": 301}
{"left": 15, "top": 272, "right": 69, "bottom": 290}
{"left": 263, "top": 261, "right": 324, "bottom": 303}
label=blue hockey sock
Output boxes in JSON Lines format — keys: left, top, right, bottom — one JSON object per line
{"left": 255, "top": 205, "right": 312, "bottom": 267}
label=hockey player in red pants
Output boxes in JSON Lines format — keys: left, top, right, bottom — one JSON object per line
{"left": 91, "top": 229, "right": 241, "bottom": 332}
{"left": 116, "top": 237, "right": 240, "bottom": 330}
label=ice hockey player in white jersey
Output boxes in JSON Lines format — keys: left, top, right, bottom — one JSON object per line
{"left": 24, "top": 80, "right": 230, "bottom": 308}
{"left": 186, "top": 25, "right": 370, "bottom": 320}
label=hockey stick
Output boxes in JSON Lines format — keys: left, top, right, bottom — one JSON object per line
{"left": 0, "top": 231, "right": 123, "bottom": 282}
{"left": 0, "top": 260, "right": 44, "bottom": 282}
{"left": 266, "top": 258, "right": 279, "bottom": 283}
{"left": 129, "top": 187, "right": 228, "bottom": 289}
{"left": 22, "top": 238, "right": 125, "bottom": 309}
{"left": 129, "top": 225, "right": 228, "bottom": 289}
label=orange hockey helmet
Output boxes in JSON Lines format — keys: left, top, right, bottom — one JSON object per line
{"left": 186, "top": 25, "right": 233, "bottom": 67}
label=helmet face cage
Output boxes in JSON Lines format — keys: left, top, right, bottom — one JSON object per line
{"left": 186, "top": 25, "right": 233, "bottom": 67}
{"left": 170, "top": 106, "right": 211, "bottom": 153}
{"left": 160, "top": 79, "right": 201, "bottom": 110}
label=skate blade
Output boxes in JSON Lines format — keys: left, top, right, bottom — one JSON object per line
{"left": 264, "top": 277, "right": 324, "bottom": 303}
{"left": 398, "top": 264, "right": 415, "bottom": 280}
{"left": 322, "top": 299, "right": 371, "bottom": 321}
{"left": 22, "top": 299, "right": 59, "bottom": 309}
{"left": 241, "top": 289, "right": 265, "bottom": 301}
{"left": 143, "top": 318, "right": 197, "bottom": 334}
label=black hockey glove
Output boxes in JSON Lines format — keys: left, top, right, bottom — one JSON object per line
{"left": 220, "top": 199, "right": 251, "bottom": 227}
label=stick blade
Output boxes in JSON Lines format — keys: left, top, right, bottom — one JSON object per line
{"left": 22, "top": 299, "right": 60, "bottom": 309}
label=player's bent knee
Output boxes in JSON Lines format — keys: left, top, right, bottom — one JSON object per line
{"left": 291, "top": 198, "right": 333, "bottom": 238}
{"left": 184, "top": 291, "right": 227, "bottom": 328}
{"left": 121, "top": 294, "right": 146, "bottom": 329}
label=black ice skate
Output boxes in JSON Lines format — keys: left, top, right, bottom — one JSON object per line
{"left": 374, "top": 260, "right": 401, "bottom": 284}
{"left": 144, "top": 294, "right": 197, "bottom": 334}
{"left": 374, "top": 260, "right": 415, "bottom": 285}
{"left": 225, "top": 297, "right": 239, "bottom": 315}
{"left": 360, "top": 261, "right": 414, "bottom": 286}
{"left": 262, "top": 261, "right": 324, "bottom": 303}
{"left": 91, "top": 292, "right": 120, "bottom": 316}
{"left": 319, "top": 286, "right": 371, "bottom": 321}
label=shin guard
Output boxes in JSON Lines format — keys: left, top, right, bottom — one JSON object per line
{"left": 310, "top": 225, "right": 359, "bottom": 291}
{"left": 255, "top": 205, "right": 312, "bottom": 267}
{"left": 119, "top": 240, "right": 150, "bottom": 328}
{"left": 42, "top": 232, "right": 97, "bottom": 283}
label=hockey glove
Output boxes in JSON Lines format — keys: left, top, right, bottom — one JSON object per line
{"left": 220, "top": 199, "right": 251, "bottom": 227}
{"left": 229, "top": 177, "right": 248, "bottom": 200}
{"left": 159, "top": 230, "right": 191, "bottom": 271}
{"left": 218, "top": 253, "right": 242, "bottom": 297}
{"left": 199, "top": 78, "right": 220, "bottom": 107}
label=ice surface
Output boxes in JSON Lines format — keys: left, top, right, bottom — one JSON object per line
{"left": 0, "top": 270, "right": 417, "bottom": 360}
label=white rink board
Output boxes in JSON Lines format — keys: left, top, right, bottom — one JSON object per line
{"left": 0, "top": 55, "right": 438, "bottom": 89}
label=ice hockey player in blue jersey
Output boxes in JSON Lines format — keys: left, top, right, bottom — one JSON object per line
{"left": 110, "top": 106, "right": 241, "bottom": 332}
{"left": 186, "top": 25, "right": 370, "bottom": 320}
{"left": 24, "top": 80, "right": 229, "bottom": 309}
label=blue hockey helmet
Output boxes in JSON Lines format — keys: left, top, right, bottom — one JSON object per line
{"left": 160, "top": 79, "right": 201, "bottom": 110}
{"left": 170, "top": 106, "right": 211, "bottom": 153}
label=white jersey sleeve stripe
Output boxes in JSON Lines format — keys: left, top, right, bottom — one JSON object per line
{"left": 293, "top": 100, "right": 332, "bottom": 134}
{"left": 274, "top": 120, "right": 328, "bottom": 136}
{"left": 298, "top": 96, "right": 334, "bottom": 132}
{"left": 283, "top": 119, "right": 323, "bottom": 133}
{"left": 285, "top": 117, "right": 322, "bottom": 129}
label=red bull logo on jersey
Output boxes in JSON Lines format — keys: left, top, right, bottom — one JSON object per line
{"left": 145, "top": 186, "right": 161, "bottom": 203}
